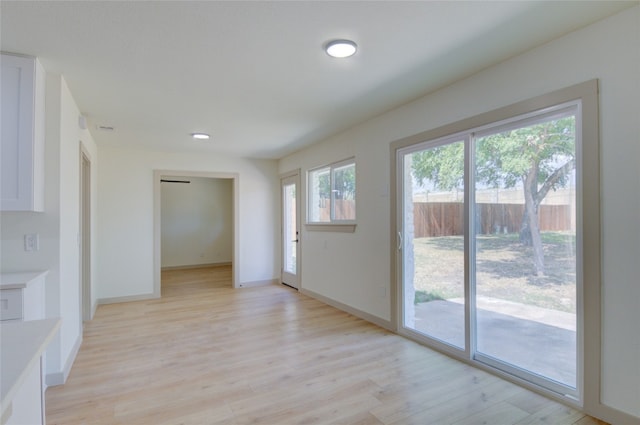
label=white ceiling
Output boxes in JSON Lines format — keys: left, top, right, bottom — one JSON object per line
{"left": 1, "top": 1, "right": 634, "bottom": 159}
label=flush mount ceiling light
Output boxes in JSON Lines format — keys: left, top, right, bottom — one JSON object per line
{"left": 191, "top": 132, "right": 210, "bottom": 140}
{"left": 96, "top": 124, "right": 115, "bottom": 132}
{"left": 325, "top": 39, "right": 357, "bottom": 58}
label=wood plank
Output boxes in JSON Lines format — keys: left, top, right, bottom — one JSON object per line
{"left": 451, "top": 400, "right": 530, "bottom": 425}
{"left": 45, "top": 266, "right": 606, "bottom": 424}
{"left": 571, "top": 416, "right": 610, "bottom": 425}
{"left": 389, "top": 378, "right": 527, "bottom": 425}
{"left": 514, "top": 403, "right": 587, "bottom": 425}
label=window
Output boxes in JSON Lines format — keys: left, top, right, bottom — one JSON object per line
{"left": 308, "top": 158, "right": 355, "bottom": 224}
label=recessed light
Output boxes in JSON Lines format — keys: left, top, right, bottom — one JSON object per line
{"left": 325, "top": 39, "right": 357, "bottom": 58}
{"left": 191, "top": 133, "right": 210, "bottom": 140}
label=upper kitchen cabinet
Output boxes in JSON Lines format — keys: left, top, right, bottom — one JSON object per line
{"left": 1, "top": 53, "right": 45, "bottom": 212}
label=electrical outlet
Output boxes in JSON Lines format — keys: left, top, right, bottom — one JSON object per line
{"left": 24, "top": 234, "right": 39, "bottom": 252}
{"left": 379, "top": 285, "right": 387, "bottom": 298}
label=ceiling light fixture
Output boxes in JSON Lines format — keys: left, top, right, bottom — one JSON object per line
{"left": 191, "top": 133, "right": 210, "bottom": 140}
{"left": 96, "top": 124, "right": 115, "bottom": 132}
{"left": 325, "top": 39, "right": 357, "bottom": 58}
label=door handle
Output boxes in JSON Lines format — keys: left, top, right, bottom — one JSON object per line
{"left": 397, "top": 231, "right": 403, "bottom": 250}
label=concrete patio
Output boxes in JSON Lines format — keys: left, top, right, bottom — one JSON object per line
{"left": 413, "top": 297, "right": 577, "bottom": 388}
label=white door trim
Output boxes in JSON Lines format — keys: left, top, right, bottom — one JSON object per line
{"left": 153, "top": 170, "right": 240, "bottom": 296}
{"left": 79, "top": 143, "right": 92, "bottom": 323}
{"left": 280, "top": 170, "right": 301, "bottom": 289}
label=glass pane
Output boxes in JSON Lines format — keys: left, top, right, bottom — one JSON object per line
{"left": 332, "top": 163, "right": 356, "bottom": 221}
{"left": 309, "top": 167, "right": 330, "bottom": 222}
{"left": 283, "top": 183, "right": 297, "bottom": 274}
{"left": 403, "top": 140, "right": 465, "bottom": 349}
{"left": 474, "top": 114, "right": 577, "bottom": 389}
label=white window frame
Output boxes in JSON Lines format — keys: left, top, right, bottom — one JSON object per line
{"left": 306, "top": 157, "right": 356, "bottom": 232}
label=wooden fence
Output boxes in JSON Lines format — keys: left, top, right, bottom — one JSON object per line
{"left": 318, "top": 199, "right": 356, "bottom": 221}
{"left": 413, "top": 202, "right": 571, "bottom": 237}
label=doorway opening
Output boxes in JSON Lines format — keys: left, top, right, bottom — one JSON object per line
{"left": 154, "top": 171, "right": 240, "bottom": 296}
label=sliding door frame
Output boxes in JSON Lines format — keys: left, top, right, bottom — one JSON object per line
{"left": 394, "top": 133, "right": 472, "bottom": 360}
{"left": 389, "top": 80, "right": 615, "bottom": 418}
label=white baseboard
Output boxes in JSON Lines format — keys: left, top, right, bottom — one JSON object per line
{"left": 46, "top": 333, "right": 82, "bottom": 387}
{"left": 161, "top": 262, "right": 232, "bottom": 271}
{"left": 238, "top": 278, "right": 278, "bottom": 288}
{"left": 98, "top": 293, "right": 158, "bottom": 305}
{"left": 586, "top": 403, "right": 640, "bottom": 425}
{"left": 300, "top": 288, "right": 394, "bottom": 332}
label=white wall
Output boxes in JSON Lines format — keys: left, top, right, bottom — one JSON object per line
{"left": 0, "top": 73, "right": 99, "bottom": 384}
{"left": 97, "top": 146, "right": 278, "bottom": 299}
{"left": 161, "top": 177, "right": 233, "bottom": 268}
{"left": 279, "top": 7, "right": 639, "bottom": 420}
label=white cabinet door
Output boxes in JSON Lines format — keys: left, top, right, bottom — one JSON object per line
{"left": 0, "top": 274, "right": 46, "bottom": 321}
{"left": 5, "top": 360, "right": 44, "bottom": 425}
{"left": 0, "top": 289, "right": 23, "bottom": 321}
{"left": 1, "top": 53, "right": 45, "bottom": 212}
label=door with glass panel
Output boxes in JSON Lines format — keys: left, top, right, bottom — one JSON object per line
{"left": 472, "top": 109, "right": 578, "bottom": 394}
{"left": 399, "top": 136, "right": 467, "bottom": 351}
{"left": 398, "top": 104, "right": 579, "bottom": 397}
{"left": 281, "top": 173, "right": 301, "bottom": 289}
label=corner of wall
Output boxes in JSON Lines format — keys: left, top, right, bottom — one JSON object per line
{"left": 46, "top": 332, "right": 82, "bottom": 387}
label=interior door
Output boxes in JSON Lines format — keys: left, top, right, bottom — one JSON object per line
{"left": 281, "top": 173, "right": 300, "bottom": 289}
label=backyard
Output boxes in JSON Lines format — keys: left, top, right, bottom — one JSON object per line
{"left": 413, "top": 231, "right": 577, "bottom": 313}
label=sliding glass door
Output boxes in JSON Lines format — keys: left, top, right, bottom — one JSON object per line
{"left": 472, "top": 114, "right": 577, "bottom": 393}
{"left": 401, "top": 137, "right": 467, "bottom": 351}
{"left": 398, "top": 102, "right": 580, "bottom": 397}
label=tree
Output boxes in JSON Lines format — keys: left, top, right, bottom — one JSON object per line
{"left": 412, "top": 116, "right": 575, "bottom": 276}
{"left": 333, "top": 165, "right": 355, "bottom": 200}
{"left": 316, "top": 165, "right": 355, "bottom": 201}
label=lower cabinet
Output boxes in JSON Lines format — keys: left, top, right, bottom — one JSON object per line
{"left": 0, "top": 273, "right": 49, "bottom": 425}
{"left": 5, "top": 359, "right": 44, "bottom": 425}
{"left": 0, "top": 319, "right": 60, "bottom": 425}
{"left": 0, "top": 272, "right": 46, "bottom": 322}
{"left": 0, "top": 290, "right": 23, "bottom": 321}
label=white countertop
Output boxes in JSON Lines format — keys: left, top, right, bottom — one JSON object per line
{"left": 0, "top": 271, "right": 48, "bottom": 289}
{"left": 0, "top": 318, "right": 61, "bottom": 420}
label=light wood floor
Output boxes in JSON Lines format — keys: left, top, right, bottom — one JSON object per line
{"left": 46, "top": 266, "right": 606, "bottom": 424}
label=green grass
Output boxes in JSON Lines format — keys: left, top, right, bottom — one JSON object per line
{"left": 412, "top": 231, "right": 577, "bottom": 313}
{"left": 414, "top": 290, "right": 446, "bottom": 304}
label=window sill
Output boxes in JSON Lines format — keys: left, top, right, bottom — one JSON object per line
{"left": 305, "top": 223, "right": 357, "bottom": 233}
